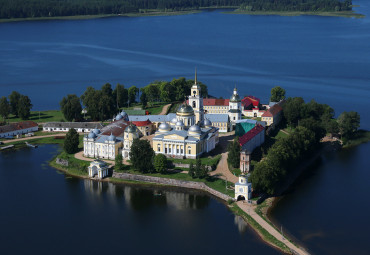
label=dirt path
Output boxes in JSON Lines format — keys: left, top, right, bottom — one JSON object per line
{"left": 210, "top": 152, "right": 238, "bottom": 183}
{"left": 237, "top": 201, "right": 310, "bottom": 255}
{"left": 159, "top": 104, "right": 172, "bottom": 115}
{"left": 2, "top": 134, "right": 66, "bottom": 144}
{"left": 74, "top": 151, "right": 116, "bottom": 166}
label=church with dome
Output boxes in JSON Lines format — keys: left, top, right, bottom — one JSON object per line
{"left": 83, "top": 110, "right": 139, "bottom": 160}
{"left": 152, "top": 78, "right": 220, "bottom": 159}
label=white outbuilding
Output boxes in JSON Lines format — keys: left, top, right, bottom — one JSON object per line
{"left": 235, "top": 175, "right": 252, "bottom": 201}
{"left": 88, "top": 160, "right": 109, "bottom": 179}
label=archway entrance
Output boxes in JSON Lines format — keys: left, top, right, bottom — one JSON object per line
{"left": 237, "top": 195, "right": 246, "bottom": 201}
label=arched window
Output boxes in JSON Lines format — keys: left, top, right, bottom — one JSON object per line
{"left": 193, "top": 101, "right": 196, "bottom": 108}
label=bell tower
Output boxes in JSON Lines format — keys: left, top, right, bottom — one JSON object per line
{"left": 188, "top": 69, "right": 204, "bottom": 124}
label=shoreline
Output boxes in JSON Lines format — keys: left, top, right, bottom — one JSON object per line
{"left": 227, "top": 10, "right": 364, "bottom": 18}
{"left": 0, "top": 7, "right": 364, "bottom": 23}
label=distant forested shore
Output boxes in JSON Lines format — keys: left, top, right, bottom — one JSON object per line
{"left": 0, "top": 0, "right": 353, "bottom": 20}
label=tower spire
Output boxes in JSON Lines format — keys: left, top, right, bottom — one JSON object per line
{"left": 194, "top": 67, "right": 197, "bottom": 85}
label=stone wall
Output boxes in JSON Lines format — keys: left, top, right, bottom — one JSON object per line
{"left": 112, "top": 172, "right": 232, "bottom": 202}
{"left": 56, "top": 158, "right": 69, "bottom": 167}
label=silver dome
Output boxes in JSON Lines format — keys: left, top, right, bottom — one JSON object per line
{"left": 171, "top": 117, "right": 178, "bottom": 124}
{"left": 125, "top": 124, "right": 137, "bottom": 133}
{"left": 158, "top": 122, "right": 171, "bottom": 131}
{"left": 176, "top": 120, "right": 184, "bottom": 127}
{"left": 88, "top": 131, "right": 97, "bottom": 139}
{"left": 121, "top": 111, "right": 127, "bottom": 116}
{"left": 188, "top": 125, "right": 201, "bottom": 133}
{"left": 93, "top": 128, "right": 101, "bottom": 135}
{"left": 204, "top": 118, "right": 212, "bottom": 126}
{"left": 116, "top": 114, "right": 123, "bottom": 120}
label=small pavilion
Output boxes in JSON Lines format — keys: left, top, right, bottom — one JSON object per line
{"left": 88, "top": 160, "right": 109, "bottom": 179}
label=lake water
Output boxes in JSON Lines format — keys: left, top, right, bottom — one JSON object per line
{"left": 0, "top": 145, "right": 280, "bottom": 255}
{"left": 1, "top": 1, "right": 370, "bottom": 254}
{"left": 0, "top": 1, "right": 370, "bottom": 130}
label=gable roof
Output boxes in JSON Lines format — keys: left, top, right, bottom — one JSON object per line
{"left": 203, "top": 98, "right": 229, "bottom": 106}
{"left": 239, "top": 124, "right": 265, "bottom": 146}
{"left": 43, "top": 122, "right": 103, "bottom": 129}
{"left": 245, "top": 96, "right": 260, "bottom": 107}
{"left": 0, "top": 121, "right": 38, "bottom": 134}
{"left": 262, "top": 104, "right": 283, "bottom": 117}
{"left": 131, "top": 119, "right": 152, "bottom": 127}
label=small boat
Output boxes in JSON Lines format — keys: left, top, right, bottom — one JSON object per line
{"left": 25, "top": 142, "right": 38, "bottom": 148}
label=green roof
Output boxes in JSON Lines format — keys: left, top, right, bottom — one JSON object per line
{"left": 125, "top": 110, "right": 146, "bottom": 115}
{"left": 235, "top": 122, "right": 255, "bottom": 137}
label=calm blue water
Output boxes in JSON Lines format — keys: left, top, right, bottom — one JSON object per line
{"left": 0, "top": 145, "right": 280, "bottom": 255}
{"left": 1, "top": 2, "right": 370, "bottom": 254}
{"left": 0, "top": 1, "right": 370, "bottom": 129}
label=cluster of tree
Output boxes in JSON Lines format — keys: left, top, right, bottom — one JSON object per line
{"left": 250, "top": 126, "right": 317, "bottom": 195}
{"left": 64, "top": 128, "right": 80, "bottom": 154}
{"left": 283, "top": 97, "right": 360, "bottom": 140}
{"left": 188, "top": 158, "right": 208, "bottom": 179}
{"left": 140, "top": 77, "right": 208, "bottom": 107}
{"left": 227, "top": 137, "right": 241, "bottom": 168}
{"left": 0, "top": 91, "right": 32, "bottom": 121}
{"left": 63, "top": 83, "right": 137, "bottom": 121}
{"left": 0, "top": 0, "right": 352, "bottom": 19}
{"left": 238, "top": 0, "right": 352, "bottom": 12}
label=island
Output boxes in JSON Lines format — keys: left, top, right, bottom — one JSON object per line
{"left": 1, "top": 71, "right": 369, "bottom": 255}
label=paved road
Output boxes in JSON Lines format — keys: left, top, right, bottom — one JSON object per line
{"left": 237, "top": 201, "right": 310, "bottom": 255}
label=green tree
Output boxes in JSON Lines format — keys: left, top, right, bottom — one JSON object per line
{"left": 140, "top": 91, "right": 148, "bottom": 109}
{"left": 270, "top": 86, "right": 286, "bottom": 102}
{"left": 113, "top": 83, "right": 128, "bottom": 109}
{"left": 128, "top": 86, "right": 139, "bottom": 105}
{"left": 227, "top": 137, "right": 241, "bottom": 168}
{"left": 81, "top": 87, "right": 100, "bottom": 120}
{"left": 115, "top": 153, "right": 123, "bottom": 171}
{"left": 0, "top": 96, "right": 10, "bottom": 121}
{"left": 64, "top": 128, "right": 79, "bottom": 154}
{"left": 195, "top": 158, "right": 202, "bottom": 178}
{"left": 283, "top": 97, "right": 305, "bottom": 127}
{"left": 60, "top": 94, "right": 82, "bottom": 122}
{"left": 17, "top": 95, "right": 32, "bottom": 120}
{"left": 130, "top": 138, "right": 154, "bottom": 173}
{"left": 338, "top": 111, "right": 360, "bottom": 138}
{"left": 188, "top": 162, "right": 195, "bottom": 178}
{"left": 153, "top": 153, "right": 167, "bottom": 173}
{"left": 8, "top": 91, "right": 21, "bottom": 116}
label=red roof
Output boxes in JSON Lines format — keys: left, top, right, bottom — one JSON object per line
{"left": 241, "top": 97, "right": 252, "bottom": 108}
{"left": 0, "top": 121, "right": 38, "bottom": 134}
{"left": 203, "top": 98, "right": 229, "bottom": 106}
{"left": 131, "top": 120, "right": 152, "bottom": 127}
{"left": 262, "top": 104, "right": 283, "bottom": 117}
{"left": 239, "top": 124, "right": 265, "bottom": 146}
{"left": 246, "top": 96, "right": 260, "bottom": 107}
{"left": 101, "top": 120, "right": 129, "bottom": 137}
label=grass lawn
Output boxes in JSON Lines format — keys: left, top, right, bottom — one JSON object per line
{"left": 273, "top": 130, "right": 289, "bottom": 140}
{"left": 50, "top": 150, "right": 89, "bottom": 176}
{"left": 6, "top": 110, "right": 65, "bottom": 123}
{"left": 168, "top": 155, "right": 221, "bottom": 167}
{"left": 343, "top": 130, "right": 370, "bottom": 148}
{"left": 146, "top": 102, "right": 168, "bottom": 115}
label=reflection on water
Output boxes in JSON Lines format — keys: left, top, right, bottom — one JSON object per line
{"left": 234, "top": 215, "right": 249, "bottom": 234}
{"left": 83, "top": 179, "right": 210, "bottom": 211}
